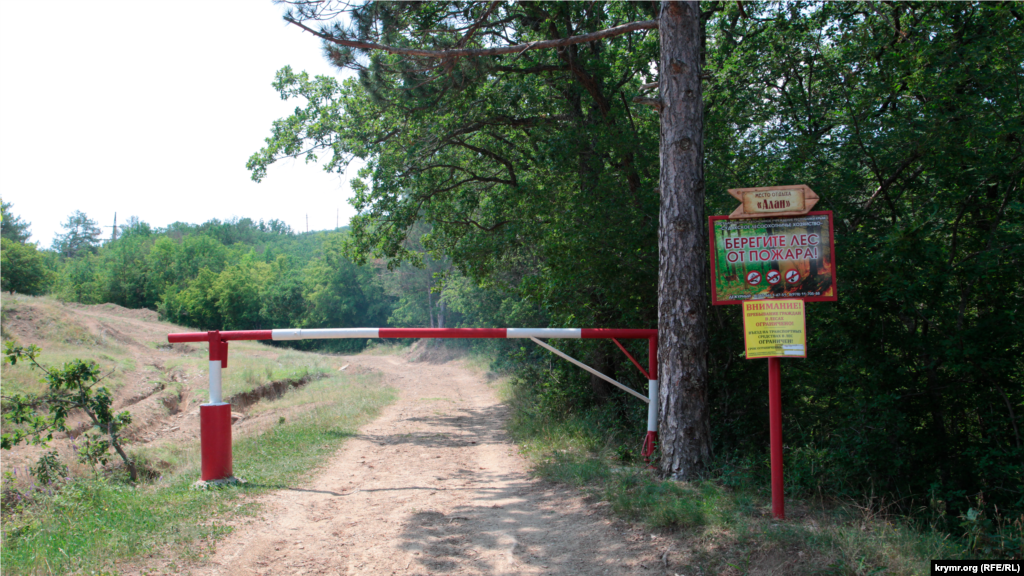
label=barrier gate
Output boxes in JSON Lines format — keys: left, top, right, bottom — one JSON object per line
{"left": 167, "top": 327, "right": 659, "bottom": 481}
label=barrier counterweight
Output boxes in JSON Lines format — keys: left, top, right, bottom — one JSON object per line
{"left": 169, "top": 327, "right": 659, "bottom": 481}
{"left": 200, "top": 403, "right": 232, "bottom": 481}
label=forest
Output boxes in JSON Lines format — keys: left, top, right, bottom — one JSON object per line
{"left": 2, "top": 0, "right": 1021, "bottom": 537}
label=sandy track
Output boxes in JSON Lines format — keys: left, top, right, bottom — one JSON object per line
{"left": 187, "top": 353, "right": 665, "bottom": 576}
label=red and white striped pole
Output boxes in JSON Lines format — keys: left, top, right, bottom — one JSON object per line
{"left": 200, "top": 331, "right": 232, "bottom": 481}
{"left": 643, "top": 335, "right": 659, "bottom": 459}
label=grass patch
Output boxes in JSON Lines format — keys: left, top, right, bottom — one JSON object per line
{"left": 508, "top": 403, "right": 968, "bottom": 575}
{"left": 218, "top": 344, "right": 332, "bottom": 399}
{"left": 1, "top": 369, "right": 395, "bottom": 575}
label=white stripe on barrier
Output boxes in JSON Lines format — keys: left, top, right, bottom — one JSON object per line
{"left": 507, "top": 328, "right": 582, "bottom": 339}
{"left": 647, "top": 379, "right": 659, "bottom": 432}
{"left": 273, "top": 328, "right": 380, "bottom": 340}
{"left": 209, "top": 360, "right": 223, "bottom": 404}
{"left": 529, "top": 337, "right": 649, "bottom": 403}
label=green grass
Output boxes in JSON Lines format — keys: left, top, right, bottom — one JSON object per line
{"left": 219, "top": 344, "right": 335, "bottom": 399}
{"left": 503, "top": 382, "right": 967, "bottom": 575}
{"left": 0, "top": 296, "right": 135, "bottom": 396}
{"left": 1, "top": 370, "right": 395, "bottom": 575}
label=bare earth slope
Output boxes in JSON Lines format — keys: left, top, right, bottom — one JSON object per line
{"left": 189, "top": 352, "right": 665, "bottom": 576}
{"left": 1, "top": 298, "right": 209, "bottom": 473}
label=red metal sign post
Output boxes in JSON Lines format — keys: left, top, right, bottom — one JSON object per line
{"left": 710, "top": 185, "right": 837, "bottom": 520}
{"left": 768, "top": 357, "right": 784, "bottom": 519}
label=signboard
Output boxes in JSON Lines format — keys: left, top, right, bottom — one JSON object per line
{"left": 709, "top": 211, "right": 837, "bottom": 305}
{"left": 742, "top": 300, "right": 807, "bottom": 359}
{"left": 728, "top": 185, "right": 819, "bottom": 219}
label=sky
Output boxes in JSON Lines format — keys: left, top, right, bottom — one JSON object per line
{"left": 0, "top": 0, "right": 362, "bottom": 246}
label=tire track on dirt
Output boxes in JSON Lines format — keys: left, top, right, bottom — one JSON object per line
{"left": 181, "top": 352, "right": 662, "bottom": 576}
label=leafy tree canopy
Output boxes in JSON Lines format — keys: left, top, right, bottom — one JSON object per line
{"left": 1, "top": 238, "right": 51, "bottom": 295}
{"left": 52, "top": 210, "right": 102, "bottom": 259}
{"left": 249, "top": 0, "right": 1023, "bottom": 518}
{"left": 1, "top": 200, "right": 32, "bottom": 244}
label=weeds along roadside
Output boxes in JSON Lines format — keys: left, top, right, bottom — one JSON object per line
{"left": 500, "top": 376, "right": 1019, "bottom": 575}
{"left": 0, "top": 345, "right": 396, "bottom": 575}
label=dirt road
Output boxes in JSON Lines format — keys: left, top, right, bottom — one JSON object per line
{"left": 189, "top": 351, "right": 666, "bottom": 576}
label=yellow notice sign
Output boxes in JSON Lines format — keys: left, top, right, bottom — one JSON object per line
{"left": 742, "top": 299, "right": 807, "bottom": 359}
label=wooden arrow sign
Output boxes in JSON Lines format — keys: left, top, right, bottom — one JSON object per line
{"left": 727, "top": 185, "right": 819, "bottom": 219}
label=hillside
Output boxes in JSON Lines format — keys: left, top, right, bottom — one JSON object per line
{"left": 0, "top": 294, "right": 351, "bottom": 479}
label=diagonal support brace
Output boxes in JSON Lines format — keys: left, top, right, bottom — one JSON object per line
{"left": 529, "top": 337, "right": 649, "bottom": 403}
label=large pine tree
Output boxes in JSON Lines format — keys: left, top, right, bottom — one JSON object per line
{"left": 250, "top": 1, "right": 713, "bottom": 478}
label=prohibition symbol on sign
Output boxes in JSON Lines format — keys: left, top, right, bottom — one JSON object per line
{"left": 767, "top": 270, "right": 781, "bottom": 285}
{"left": 785, "top": 269, "right": 800, "bottom": 284}
{"left": 746, "top": 271, "right": 762, "bottom": 286}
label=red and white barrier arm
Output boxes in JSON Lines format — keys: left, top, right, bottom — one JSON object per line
{"left": 167, "top": 327, "right": 656, "bottom": 342}
{"left": 167, "top": 327, "right": 661, "bottom": 479}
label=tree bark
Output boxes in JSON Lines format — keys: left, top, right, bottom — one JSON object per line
{"left": 657, "top": 0, "right": 712, "bottom": 480}
{"left": 437, "top": 293, "right": 446, "bottom": 328}
{"left": 428, "top": 288, "right": 435, "bottom": 328}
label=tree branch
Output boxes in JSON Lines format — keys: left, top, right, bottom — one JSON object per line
{"left": 632, "top": 96, "right": 663, "bottom": 112}
{"left": 285, "top": 17, "right": 659, "bottom": 60}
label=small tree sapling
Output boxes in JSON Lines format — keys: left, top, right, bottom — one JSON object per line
{"left": 1, "top": 342, "right": 138, "bottom": 482}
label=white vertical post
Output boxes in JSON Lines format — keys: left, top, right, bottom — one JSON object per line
{"left": 647, "top": 379, "right": 660, "bottom": 432}
{"left": 209, "top": 360, "right": 223, "bottom": 404}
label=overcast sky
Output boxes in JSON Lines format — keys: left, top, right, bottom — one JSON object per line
{"left": 0, "top": 0, "right": 361, "bottom": 246}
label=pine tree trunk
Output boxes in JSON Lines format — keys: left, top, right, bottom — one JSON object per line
{"left": 428, "top": 288, "right": 435, "bottom": 328}
{"left": 657, "top": 0, "right": 712, "bottom": 480}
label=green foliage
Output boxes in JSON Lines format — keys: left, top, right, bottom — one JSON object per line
{"left": 2, "top": 342, "right": 137, "bottom": 482}
{"left": 1, "top": 200, "right": 32, "bottom": 243}
{"left": 0, "top": 238, "right": 51, "bottom": 295}
{"left": 701, "top": 1, "right": 1024, "bottom": 523}
{"left": 51, "top": 210, "right": 102, "bottom": 258}
{"left": 51, "top": 252, "right": 104, "bottom": 304}
{"left": 300, "top": 233, "right": 392, "bottom": 339}
{"left": 31, "top": 450, "right": 69, "bottom": 487}
{"left": 28, "top": 0, "right": 1023, "bottom": 533}
{"left": 1, "top": 369, "right": 394, "bottom": 574}
{"left": 958, "top": 500, "right": 1024, "bottom": 559}
{"left": 74, "top": 431, "right": 112, "bottom": 470}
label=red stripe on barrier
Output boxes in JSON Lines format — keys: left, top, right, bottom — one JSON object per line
{"left": 220, "top": 330, "right": 273, "bottom": 341}
{"left": 169, "top": 328, "right": 656, "bottom": 342}
{"left": 612, "top": 338, "right": 650, "bottom": 379}
{"left": 168, "top": 330, "right": 272, "bottom": 343}
{"left": 379, "top": 328, "right": 508, "bottom": 339}
{"left": 649, "top": 336, "right": 658, "bottom": 380}
{"left": 581, "top": 328, "right": 657, "bottom": 339}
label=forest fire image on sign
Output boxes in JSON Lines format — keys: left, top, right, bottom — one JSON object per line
{"left": 708, "top": 211, "right": 838, "bottom": 305}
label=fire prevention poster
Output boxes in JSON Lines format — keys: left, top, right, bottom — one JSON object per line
{"left": 709, "top": 211, "right": 837, "bottom": 305}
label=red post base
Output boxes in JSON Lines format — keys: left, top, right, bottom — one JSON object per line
{"left": 200, "top": 403, "right": 233, "bottom": 481}
{"left": 641, "top": 430, "right": 658, "bottom": 460}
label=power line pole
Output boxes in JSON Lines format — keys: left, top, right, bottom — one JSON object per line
{"left": 104, "top": 212, "right": 118, "bottom": 242}
{"left": 306, "top": 214, "right": 309, "bottom": 233}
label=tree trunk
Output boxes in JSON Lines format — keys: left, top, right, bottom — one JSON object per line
{"left": 437, "top": 293, "right": 446, "bottom": 328}
{"left": 428, "top": 288, "right": 435, "bottom": 328}
{"left": 657, "top": 0, "right": 712, "bottom": 480}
